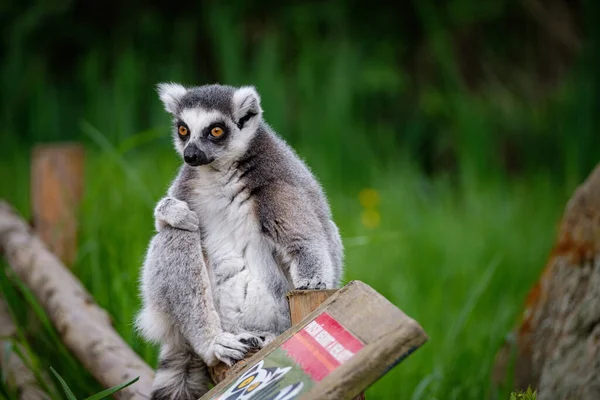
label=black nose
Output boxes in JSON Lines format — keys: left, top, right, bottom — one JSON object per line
{"left": 183, "top": 145, "right": 208, "bottom": 166}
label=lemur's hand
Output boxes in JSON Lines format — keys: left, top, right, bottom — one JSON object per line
{"left": 206, "top": 332, "right": 263, "bottom": 367}
{"left": 154, "top": 196, "right": 199, "bottom": 232}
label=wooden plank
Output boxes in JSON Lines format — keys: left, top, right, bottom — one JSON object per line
{"left": 201, "top": 280, "right": 428, "bottom": 400}
{"left": 287, "top": 289, "right": 338, "bottom": 325}
{"left": 303, "top": 283, "right": 423, "bottom": 399}
{"left": 31, "top": 143, "right": 84, "bottom": 267}
{"left": 287, "top": 289, "right": 365, "bottom": 400}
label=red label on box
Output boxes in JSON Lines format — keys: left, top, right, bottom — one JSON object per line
{"left": 209, "top": 312, "right": 365, "bottom": 400}
{"left": 281, "top": 312, "right": 364, "bottom": 381}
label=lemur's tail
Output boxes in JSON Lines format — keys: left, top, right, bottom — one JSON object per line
{"left": 150, "top": 342, "right": 210, "bottom": 400}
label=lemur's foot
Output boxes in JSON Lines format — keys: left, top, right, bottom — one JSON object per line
{"left": 295, "top": 277, "right": 326, "bottom": 290}
{"left": 154, "top": 197, "right": 199, "bottom": 232}
{"left": 238, "top": 333, "right": 263, "bottom": 349}
{"left": 211, "top": 332, "right": 263, "bottom": 367}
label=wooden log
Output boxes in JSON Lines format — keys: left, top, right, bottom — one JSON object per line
{"left": 0, "top": 296, "right": 51, "bottom": 400}
{"left": 202, "top": 280, "right": 428, "bottom": 400}
{"left": 31, "top": 143, "right": 84, "bottom": 267}
{"left": 0, "top": 200, "right": 154, "bottom": 400}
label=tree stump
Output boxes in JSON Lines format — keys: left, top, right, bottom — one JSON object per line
{"left": 31, "top": 143, "right": 84, "bottom": 267}
{"left": 494, "top": 163, "right": 600, "bottom": 399}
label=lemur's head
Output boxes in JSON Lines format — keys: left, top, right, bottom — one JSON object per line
{"left": 157, "top": 83, "right": 263, "bottom": 167}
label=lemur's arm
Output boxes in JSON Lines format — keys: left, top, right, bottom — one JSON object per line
{"left": 257, "top": 184, "right": 337, "bottom": 290}
{"left": 141, "top": 198, "right": 262, "bottom": 366}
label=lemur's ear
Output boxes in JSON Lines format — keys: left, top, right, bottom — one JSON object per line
{"left": 157, "top": 82, "right": 187, "bottom": 114}
{"left": 233, "top": 86, "right": 263, "bottom": 129}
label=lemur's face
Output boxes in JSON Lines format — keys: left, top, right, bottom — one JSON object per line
{"left": 157, "top": 83, "right": 262, "bottom": 167}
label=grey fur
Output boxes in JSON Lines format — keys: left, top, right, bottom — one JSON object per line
{"left": 136, "top": 83, "right": 344, "bottom": 399}
{"left": 150, "top": 341, "right": 208, "bottom": 400}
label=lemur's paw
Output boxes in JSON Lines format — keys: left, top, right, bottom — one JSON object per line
{"left": 154, "top": 197, "right": 199, "bottom": 232}
{"left": 295, "top": 278, "right": 326, "bottom": 290}
{"left": 237, "top": 332, "right": 264, "bottom": 349}
{"left": 212, "top": 332, "right": 261, "bottom": 367}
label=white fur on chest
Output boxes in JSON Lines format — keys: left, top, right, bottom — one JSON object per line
{"left": 188, "top": 167, "right": 291, "bottom": 335}
{"left": 190, "top": 167, "right": 258, "bottom": 268}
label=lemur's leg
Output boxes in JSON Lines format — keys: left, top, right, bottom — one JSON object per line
{"left": 154, "top": 196, "right": 199, "bottom": 232}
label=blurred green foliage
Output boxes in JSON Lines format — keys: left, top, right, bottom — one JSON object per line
{"left": 1, "top": 0, "right": 598, "bottom": 179}
{"left": 0, "top": 0, "right": 598, "bottom": 399}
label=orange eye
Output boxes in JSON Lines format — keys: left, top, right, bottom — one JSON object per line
{"left": 178, "top": 125, "right": 188, "bottom": 136}
{"left": 210, "top": 127, "right": 224, "bottom": 137}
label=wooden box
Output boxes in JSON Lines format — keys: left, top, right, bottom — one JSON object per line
{"left": 202, "top": 280, "right": 428, "bottom": 400}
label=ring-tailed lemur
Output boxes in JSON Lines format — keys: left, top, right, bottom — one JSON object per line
{"left": 136, "top": 83, "right": 344, "bottom": 400}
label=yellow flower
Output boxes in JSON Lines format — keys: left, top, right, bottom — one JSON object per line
{"left": 358, "top": 188, "right": 381, "bottom": 229}
{"left": 361, "top": 209, "right": 380, "bottom": 229}
{"left": 358, "top": 188, "right": 380, "bottom": 209}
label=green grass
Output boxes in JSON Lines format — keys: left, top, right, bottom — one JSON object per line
{"left": 0, "top": 138, "right": 572, "bottom": 399}
{"left": 510, "top": 387, "right": 537, "bottom": 400}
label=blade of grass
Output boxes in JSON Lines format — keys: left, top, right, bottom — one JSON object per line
{"left": 0, "top": 271, "right": 60, "bottom": 398}
{"left": 80, "top": 120, "right": 155, "bottom": 208}
{"left": 446, "top": 254, "right": 503, "bottom": 345}
{"left": 50, "top": 367, "right": 78, "bottom": 400}
{"left": 1, "top": 341, "right": 13, "bottom": 385}
{"left": 4, "top": 269, "right": 78, "bottom": 372}
{"left": 83, "top": 377, "right": 139, "bottom": 400}
{"left": 116, "top": 126, "right": 167, "bottom": 155}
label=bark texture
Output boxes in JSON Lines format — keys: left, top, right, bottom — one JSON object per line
{"left": 0, "top": 200, "right": 154, "bottom": 400}
{"left": 509, "top": 164, "right": 600, "bottom": 399}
